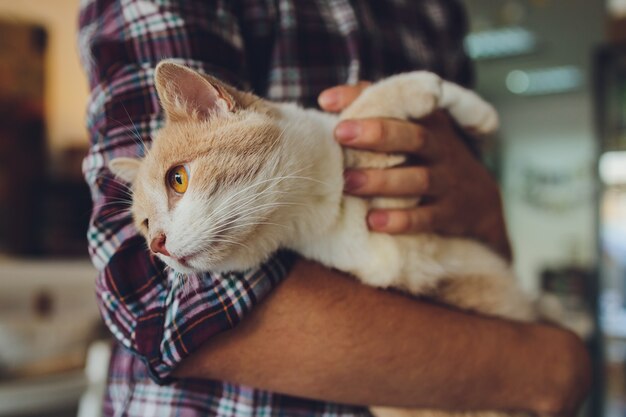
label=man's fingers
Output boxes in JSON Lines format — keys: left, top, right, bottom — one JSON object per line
{"left": 344, "top": 167, "right": 440, "bottom": 197}
{"left": 335, "top": 118, "right": 431, "bottom": 156}
{"left": 318, "top": 82, "right": 371, "bottom": 112}
{"left": 367, "top": 208, "right": 437, "bottom": 234}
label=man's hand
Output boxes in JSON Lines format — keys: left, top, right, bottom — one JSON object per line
{"left": 319, "top": 83, "right": 512, "bottom": 260}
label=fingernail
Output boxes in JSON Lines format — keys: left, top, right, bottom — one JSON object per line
{"left": 343, "top": 170, "right": 366, "bottom": 192}
{"left": 335, "top": 121, "right": 361, "bottom": 143}
{"left": 368, "top": 211, "right": 389, "bottom": 229}
{"left": 318, "top": 90, "right": 338, "bottom": 109}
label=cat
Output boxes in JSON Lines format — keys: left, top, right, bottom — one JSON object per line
{"left": 109, "top": 61, "right": 537, "bottom": 417}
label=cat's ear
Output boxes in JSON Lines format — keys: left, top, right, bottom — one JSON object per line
{"left": 154, "top": 61, "right": 237, "bottom": 122}
{"left": 109, "top": 157, "right": 141, "bottom": 184}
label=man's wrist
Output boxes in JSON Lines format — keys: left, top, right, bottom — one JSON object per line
{"left": 523, "top": 325, "right": 591, "bottom": 416}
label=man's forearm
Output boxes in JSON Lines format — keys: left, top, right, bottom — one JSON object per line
{"left": 174, "top": 259, "right": 589, "bottom": 415}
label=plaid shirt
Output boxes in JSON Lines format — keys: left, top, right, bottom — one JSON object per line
{"left": 78, "top": 0, "right": 472, "bottom": 415}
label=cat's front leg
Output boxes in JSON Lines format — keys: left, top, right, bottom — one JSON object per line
{"left": 340, "top": 72, "right": 441, "bottom": 122}
{"left": 339, "top": 72, "right": 498, "bottom": 136}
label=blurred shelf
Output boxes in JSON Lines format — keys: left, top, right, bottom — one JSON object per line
{"left": 0, "top": 257, "right": 95, "bottom": 282}
{"left": 0, "top": 370, "right": 86, "bottom": 416}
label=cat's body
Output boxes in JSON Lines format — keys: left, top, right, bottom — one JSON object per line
{"left": 110, "top": 62, "right": 537, "bottom": 417}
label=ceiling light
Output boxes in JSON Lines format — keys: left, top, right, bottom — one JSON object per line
{"left": 465, "top": 26, "right": 536, "bottom": 60}
{"left": 505, "top": 66, "right": 583, "bottom": 96}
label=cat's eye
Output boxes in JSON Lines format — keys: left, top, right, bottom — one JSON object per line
{"left": 167, "top": 165, "right": 189, "bottom": 194}
{"left": 142, "top": 219, "right": 149, "bottom": 230}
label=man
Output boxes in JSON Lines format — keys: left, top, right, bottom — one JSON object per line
{"left": 78, "top": 1, "right": 590, "bottom": 415}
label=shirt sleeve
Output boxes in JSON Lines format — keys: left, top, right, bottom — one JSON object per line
{"left": 421, "top": 0, "right": 480, "bottom": 155}
{"left": 425, "top": 0, "right": 475, "bottom": 88}
{"left": 78, "top": 0, "right": 295, "bottom": 384}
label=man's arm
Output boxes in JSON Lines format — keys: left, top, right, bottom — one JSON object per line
{"left": 175, "top": 259, "right": 590, "bottom": 416}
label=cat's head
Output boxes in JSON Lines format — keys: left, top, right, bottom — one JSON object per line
{"left": 109, "top": 62, "right": 293, "bottom": 273}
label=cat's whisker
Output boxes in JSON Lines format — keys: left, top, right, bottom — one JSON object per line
{"left": 208, "top": 182, "right": 304, "bottom": 232}
{"left": 93, "top": 196, "right": 134, "bottom": 209}
{"left": 102, "top": 176, "right": 135, "bottom": 196}
{"left": 209, "top": 220, "right": 288, "bottom": 238}
{"left": 206, "top": 206, "right": 301, "bottom": 244}
{"left": 204, "top": 237, "right": 252, "bottom": 251}
{"left": 209, "top": 188, "right": 290, "bottom": 225}
{"left": 209, "top": 177, "right": 284, "bottom": 216}
{"left": 162, "top": 255, "right": 209, "bottom": 298}
{"left": 102, "top": 194, "right": 134, "bottom": 206}
{"left": 266, "top": 125, "right": 289, "bottom": 152}
{"left": 92, "top": 203, "right": 131, "bottom": 216}
{"left": 219, "top": 200, "right": 305, "bottom": 225}
{"left": 185, "top": 274, "right": 202, "bottom": 298}
{"left": 210, "top": 215, "right": 265, "bottom": 235}
{"left": 121, "top": 104, "right": 149, "bottom": 154}
{"left": 209, "top": 216, "right": 272, "bottom": 236}
{"left": 210, "top": 185, "right": 304, "bottom": 218}
{"left": 214, "top": 184, "right": 289, "bottom": 211}
{"left": 93, "top": 201, "right": 133, "bottom": 212}
{"left": 215, "top": 219, "right": 288, "bottom": 232}
{"left": 165, "top": 266, "right": 188, "bottom": 294}
{"left": 192, "top": 230, "right": 252, "bottom": 253}
{"left": 108, "top": 102, "right": 153, "bottom": 154}
{"left": 173, "top": 271, "right": 193, "bottom": 298}
{"left": 277, "top": 173, "right": 333, "bottom": 188}
{"left": 209, "top": 200, "right": 303, "bottom": 234}
{"left": 96, "top": 195, "right": 133, "bottom": 204}
{"left": 106, "top": 115, "right": 148, "bottom": 153}
{"left": 98, "top": 207, "right": 132, "bottom": 222}
{"left": 209, "top": 170, "right": 316, "bottom": 216}
{"left": 98, "top": 206, "right": 132, "bottom": 216}
{"left": 102, "top": 199, "right": 133, "bottom": 205}
{"left": 102, "top": 178, "right": 133, "bottom": 193}
{"left": 105, "top": 178, "right": 134, "bottom": 192}
{"left": 208, "top": 188, "right": 289, "bottom": 231}
{"left": 104, "top": 191, "right": 134, "bottom": 202}
{"left": 105, "top": 171, "right": 133, "bottom": 181}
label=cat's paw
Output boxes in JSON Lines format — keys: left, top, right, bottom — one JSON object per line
{"left": 396, "top": 71, "right": 442, "bottom": 119}
{"left": 339, "top": 71, "right": 442, "bottom": 121}
{"left": 474, "top": 103, "right": 499, "bottom": 135}
{"left": 462, "top": 101, "right": 499, "bottom": 136}
{"left": 439, "top": 81, "right": 499, "bottom": 136}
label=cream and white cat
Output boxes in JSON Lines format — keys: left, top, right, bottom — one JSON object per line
{"left": 110, "top": 61, "right": 536, "bottom": 417}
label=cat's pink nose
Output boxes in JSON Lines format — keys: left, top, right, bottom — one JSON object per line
{"left": 150, "top": 233, "right": 171, "bottom": 257}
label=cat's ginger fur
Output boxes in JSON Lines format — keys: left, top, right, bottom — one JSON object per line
{"left": 110, "top": 62, "right": 537, "bottom": 417}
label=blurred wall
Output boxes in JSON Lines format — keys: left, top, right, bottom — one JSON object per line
{"left": 499, "top": 95, "right": 597, "bottom": 291}
{"left": 0, "top": 0, "right": 89, "bottom": 152}
{"left": 463, "top": 0, "right": 605, "bottom": 292}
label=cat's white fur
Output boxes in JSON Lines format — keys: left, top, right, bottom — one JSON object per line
{"left": 110, "top": 62, "right": 537, "bottom": 417}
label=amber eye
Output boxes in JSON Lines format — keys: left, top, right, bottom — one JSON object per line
{"left": 167, "top": 165, "right": 189, "bottom": 194}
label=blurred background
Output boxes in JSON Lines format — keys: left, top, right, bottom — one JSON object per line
{"left": 0, "top": 0, "right": 621, "bottom": 416}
